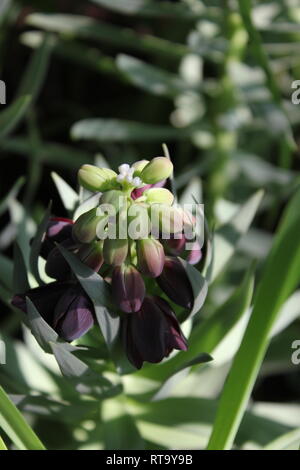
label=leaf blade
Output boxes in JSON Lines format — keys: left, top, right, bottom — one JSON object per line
{"left": 0, "top": 386, "right": 45, "bottom": 450}
{"left": 207, "top": 187, "right": 300, "bottom": 450}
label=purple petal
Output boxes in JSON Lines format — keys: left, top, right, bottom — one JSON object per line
{"left": 156, "top": 257, "right": 194, "bottom": 309}
{"left": 54, "top": 288, "right": 94, "bottom": 341}
{"left": 112, "top": 265, "right": 145, "bottom": 313}
{"left": 11, "top": 282, "right": 70, "bottom": 324}
{"left": 130, "top": 298, "right": 167, "bottom": 364}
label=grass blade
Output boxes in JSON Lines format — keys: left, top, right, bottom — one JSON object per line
{"left": 207, "top": 186, "right": 300, "bottom": 450}
{"left": 0, "top": 434, "right": 7, "bottom": 450}
{"left": 71, "top": 118, "right": 188, "bottom": 143}
{"left": 0, "top": 386, "right": 45, "bottom": 450}
{"left": 91, "top": 0, "right": 199, "bottom": 19}
{"left": 26, "top": 13, "right": 188, "bottom": 60}
{"left": 17, "top": 35, "right": 52, "bottom": 103}
{"left": 264, "top": 427, "right": 300, "bottom": 450}
{"left": 0, "top": 96, "right": 31, "bottom": 139}
{"left": 210, "top": 190, "right": 264, "bottom": 281}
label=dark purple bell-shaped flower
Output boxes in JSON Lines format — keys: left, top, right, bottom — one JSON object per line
{"left": 112, "top": 264, "right": 145, "bottom": 313}
{"left": 45, "top": 239, "right": 76, "bottom": 281}
{"left": 156, "top": 256, "right": 194, "bottom": 309}
{"left": 11, "top": 282, "right": 94, "bottom": 341}
{"left": 52, "top": 287, "right": 94, "bottom": 341}
{"left": 123, "top": 296, "right": 187, "bottom": 369}
{"left": 40, "top": 217, "right": 74, "bottom": 259}
{"left": 12, "top": 282, "right": 70, "bottom": 325}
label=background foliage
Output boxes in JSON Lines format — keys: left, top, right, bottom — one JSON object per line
{"left": 0, "top": 0, "right": 300, "bottom": 450}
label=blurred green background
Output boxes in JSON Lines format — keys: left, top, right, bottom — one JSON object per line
{"left": 1, "top": 0, "right": 300, "bottom": 450}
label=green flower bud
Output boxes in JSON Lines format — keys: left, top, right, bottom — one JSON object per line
{"left": 99, "top": 190, "right": 127, "bottom": 213}
{"left": 73, "top": 208, "right": 103, "bottom": 243}
{"left": 132, "top": 160, "right": 149, "bottom": 176}
{"left": 103, "top": 238, "right": 129, "bottom": 266}
{"left": 78, "top": 164, "right": 117, "bottom": 192}
{"left": 77, "top": 240, "right": 104, "bottom": 272}
{"left": 144, "top": 188, "right": 174, "bottom": 206}
{"left": 141, "top": 157, "right": 173, "bottom": 184}
{"left": 137, "top": 238, "right": 165, "bottom": 278}
{"left": 127, "top": 202, "right": 150, "bottom": 240}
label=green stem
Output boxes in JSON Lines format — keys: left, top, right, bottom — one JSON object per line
{"left": 237, "top": 0, "right": 295, "bottom": 167}
{"left": 0, "top": 386, "right": 45, "bottom": 450}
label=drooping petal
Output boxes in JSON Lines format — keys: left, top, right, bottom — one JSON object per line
{"left": 45, "top": 239, "right": 75, "bottom": 281}
{"left": 112, "top": 264, "right": 145, "bottom": 313}
{"left": 130, "top": 297, "right": 167, "bottom": 364}
{"left": 156, "top": 257, "right": 194, "bottom": 309}
{"left": 40, "top": 217, "right": 73, "bottom": 259}
{"left": 53, "top": 287, "right": 94, "bottom": 341}
{"left": 155, "top": 297, "right": 188, "bottom": 352}
{"left": 122, "top": 296, "right": 187, "bottom": 369}
{"left": 11, "top": 281, "right": 71, "bottom": 325}
{"left": 122, "top": 317, "right": 144, "bottom": 369}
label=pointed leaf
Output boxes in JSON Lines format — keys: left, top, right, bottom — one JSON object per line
{"left": 50, "top": 342, "right": 121, "bottom": 399}
{"left": 25, "top": 297, "right": 59, "bottom": 353}
{"left": 58, "top": 245, "right": 120, "bottom": 348}
{"left": 116, "top": 54, "right": 190, "bottom": 97}
{"left": 0, "top": 386, "right": 45, "bottom": 450}
{"left": 211, "top": 190, "right": 264, "bottom": 281}
{"left": 207, "top": 186, "right": 300, "bottom": 450}
{"left": 0, "top": 96, "right": 31, "bottom": 139}
{"left": 71, "top": 118, "right": 188, "bottom": 143}
{"left": 13, "top": 243, "right": 30, "bottom": 293}
{"left": 29, "top": 203, "right": 51, "bottom": 285}
{"left": 102, "top": 397, "right": 144, "bottom": 450}
{"left": 51, "top": 172, "right": 78, "bottom": 213}
{"left": 0, "top": 176, "right": 25, "bottom": 217}
{"left": 17, "top": 35, "right": 52, "bottom": 103}
{"left": 179, "top": 258, "right": 208, "bottom": 319}
{"left": 91, "top": 0, "right": 199, "bottom": 19}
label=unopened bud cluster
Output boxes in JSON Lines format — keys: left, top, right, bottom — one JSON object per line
{"left": 12, "top": 157, "right": 204, "bottom": 369}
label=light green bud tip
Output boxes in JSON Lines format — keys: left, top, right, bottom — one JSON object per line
{"left": 132, "top": 160, "right": 149, "bottom": 176}
{"left": 140, "top": 157, "right": 173, "bottom": 184}
{"left": 144, "top": 188, "right": 174, "bottom": 206}
{"left": 100, "top": 190, "right": 127, "bottom": 212}
{"left": 103, "top": 238, "right": 129, "bottom": 266}
{"left": 78, "top": 164, "right": 117, "bottom": 192}
{"left": 73, "top": 208, "right": 102, "bottom": 243}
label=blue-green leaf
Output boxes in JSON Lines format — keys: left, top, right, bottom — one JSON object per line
{"left": 58, "top": 245, "right": 120, "bottom": 349}
{"left": 29, "top": 203, "right": 51, "bottom": 285}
